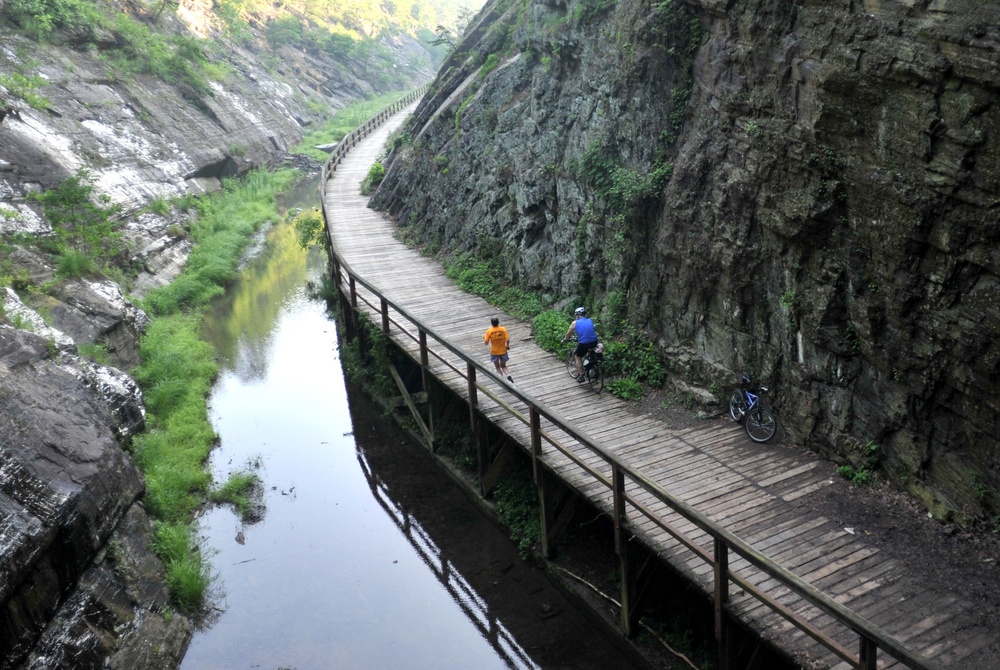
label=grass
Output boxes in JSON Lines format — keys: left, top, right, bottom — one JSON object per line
{"left": 129, "top": 167, "right": 299, "bottom": 612}
{"left": 153, "top": 521, "right": 210, "bottom": 612}
{"left": 142, "top": 169, "right": 297, "bottom": 316}
{"left": 210, "top": 470, "right": 261, "bottom": 520}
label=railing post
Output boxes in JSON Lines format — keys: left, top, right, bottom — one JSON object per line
{"left": 529, "top": 406, "right": 542, "bottom": 484}
{"left": 419, "top": 330, "right": 434, "bottom": 452}
{"left": 859, "top": 634, "right": 877, "bottom": 670}
{"left": 532, "top": 405, "right": 557, "bottom": 559}
{"left": 714, "top": 537, "right": 730, "bottom": 670}
{"left": 419, "top": 330, "right": 430, "bottom": 392}
{"left": 467, "top": 362, "right": 477, "bottom": 433}
{"left": 613, "top": 463, "right": 636, "bottom": 636}
{"left": 380, "top": 297, "right": 390, "bottom": 334}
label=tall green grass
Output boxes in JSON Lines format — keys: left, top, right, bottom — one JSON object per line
{"left": 143, "top": 169, "right": 297, "bottom": 315}
{"left": 133, "top": 167, "right": 298, "bottom": 612}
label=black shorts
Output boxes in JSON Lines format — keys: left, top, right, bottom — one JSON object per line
{"left": 575, "top": 341, "right": 597, "bottom": 358}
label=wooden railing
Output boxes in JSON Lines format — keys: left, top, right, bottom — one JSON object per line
{"left": 319, "top": 92, "right": 944, "bottom": 670}
{"left": 320, "top": 86, "right": 428, "bottom": 185}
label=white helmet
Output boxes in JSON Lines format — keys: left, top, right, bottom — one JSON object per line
{"left": 574, "top": 306, "right": 586, "bottom": 316}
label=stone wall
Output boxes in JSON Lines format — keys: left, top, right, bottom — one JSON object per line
{"left": 372, "top": 0, "right": 1000, "bottom": 521}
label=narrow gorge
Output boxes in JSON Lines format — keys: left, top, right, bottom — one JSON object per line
{"left": 2, "top": 0, "right": 999, "bottom": 667}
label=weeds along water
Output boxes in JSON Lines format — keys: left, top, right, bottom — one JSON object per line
{"left": 131, "top": 167, "right": 299, "bottom": 611}
{"left": 129, "top": 90, "right": 416, "bottom": 615}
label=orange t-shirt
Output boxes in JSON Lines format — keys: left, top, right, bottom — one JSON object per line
{"left": 484, "top": 326, "right": 509, "bottom": 355}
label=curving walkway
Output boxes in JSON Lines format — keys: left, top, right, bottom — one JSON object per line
{"left": 321, "top": 102, "right": 997, "bottom": 670}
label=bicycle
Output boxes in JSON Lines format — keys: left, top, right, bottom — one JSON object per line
{"left": 728, "top": 374, "right": 777, "bottom": 443}
{"left": 565, "top": 340, "right": 604, "bottom": 394}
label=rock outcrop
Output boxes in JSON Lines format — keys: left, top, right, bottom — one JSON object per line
{"left": 372, "top": 0, "right": 1000, "bottom": 522}
{"left": 0, "top": 2, "right": 434, "bottom": 666}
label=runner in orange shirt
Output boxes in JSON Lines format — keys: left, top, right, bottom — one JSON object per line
{"left": 484, "top": 316, "right": 513, "bottom": 383}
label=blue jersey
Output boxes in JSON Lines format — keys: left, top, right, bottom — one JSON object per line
{"left": 575, "top": 317, "right": 597, "bottom": 344}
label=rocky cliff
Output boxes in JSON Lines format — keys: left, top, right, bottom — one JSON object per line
{"left": 372, "top": 0, "right": 1000, "bottom": 523}
{"left": 0, "top": 1, "right": 433, "bottom": 666}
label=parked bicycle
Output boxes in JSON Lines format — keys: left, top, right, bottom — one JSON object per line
{"left": 728, "top": 374, "right": 777, "bottom": 443}
{"left": 565, "top": 340, "right": 604, "bottom": 394}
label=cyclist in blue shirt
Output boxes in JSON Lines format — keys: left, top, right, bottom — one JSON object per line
{"left": 562, "top": 306, "right": 598, "bottom": 382}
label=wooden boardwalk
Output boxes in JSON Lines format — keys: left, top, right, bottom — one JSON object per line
{"left": 321, "top": 104, "right": 995, "bottom": 670}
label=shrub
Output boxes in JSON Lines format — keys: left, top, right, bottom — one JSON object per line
{"left": 493, "top": 465, "right": 541, "bottom": 556}
{"left": 56, "top": 250, "right": 97, "bottom": 278}
{"left": 837, "top": 465, "right": 875, "bottom": 486}
{"left": 5, "top": 0, "right": 103, "bottom": 41}
{"left": 293, "top": 208, "right": 325, "bottom": 248}
{"left": 532, "top": 309, "right": 570, "bottom": 353}
{"left": 360, "top": 161, "right": 385, "bottom": 195}
{"left": 148, "top": 197, "right": 171, "bottom": 216}
{"left": 77, "top": 342, "right": 110, "bottom": 365}
{"left": 0, "top": 71, "right": 50, "bottom": 110}
{"left": 608, "top": 378, "right": 644, "bottom": 401}
{"left": 602, "top": 328, "right": 669, "bottom": 387}
{"left": 29, "top": 169, "right": 124, "bottom": 270}
{"left": 444, "top": 252, "right": 545, "bottom": 319}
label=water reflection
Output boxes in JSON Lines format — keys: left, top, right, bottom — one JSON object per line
{"left": 356, "top": 447, "right": 539, "bottom": 670}
{"left": 186, "top": 212, "right": 529, "bottom": 669}
{"left": 201, "top": 221, "right": 312, "bottom": 383}
{"left": 185, "top": 191, "right": 640, "bottom": 670}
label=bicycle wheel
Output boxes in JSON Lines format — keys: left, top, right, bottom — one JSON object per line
{"left": 588, "top": 363, "right": 604, "bottom": 394}
{"left": 566, "top": 349, "right": 580, "bottom": 379}
{"left": 745, "top": 408, "right": 777, "bottom": 443}
{"left": 729, "top": 391, "right": 747, "bottom": 422}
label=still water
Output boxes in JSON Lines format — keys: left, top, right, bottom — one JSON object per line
{"left": 180, "top": 185, "right": 641, "bottom": 669}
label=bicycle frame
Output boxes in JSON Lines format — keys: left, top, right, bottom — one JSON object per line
{"left": 744, "top": 390, "right": 759, "bottom": 411}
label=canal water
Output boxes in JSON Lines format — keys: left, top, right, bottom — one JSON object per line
{"left": 179, "top": 180, "right": 644, "bottom": 669}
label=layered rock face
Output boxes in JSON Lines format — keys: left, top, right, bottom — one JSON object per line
{"left": 372, "top": 0, "right": 1000, "bottom": 520}
{"left": 0, "top": 4, "right": 433, "bottom": 666}
{"left": 0, "top": 326, "right": 192, "bottom": 669}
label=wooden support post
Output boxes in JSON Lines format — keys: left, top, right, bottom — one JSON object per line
{"left": 419, "top": 330, "right": 430, "bottom": 391}
{"left": 858, "top": 634, "right": 878, "bottom": 670}
{"left": 337, "top": 285, "right": 354, "bottom": 342}
{"left": 467, "top": 362, "right": 477, "bottom": 433}
{"left": 714, "top": 537, "right": 730, "bottom": 670}
{"left": 380, "top": 297, "right": 390, "bottom": 334}
{"left": 537, "top": 470, "right": 557, "bottom": 560}
{"left": 388, "top": 363, "right": 432, "bottom": 447}
{"left": 613, "top": 464, "right": 636, "bottom": 636}
{"left": 419, "top": 330, "right": 434, "bottom": 452}
{"left": 349, "top": 276, "right": 358, "bottom": 311}
{"left": 530, "top": 406, "right": 542, "bottom": 485}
